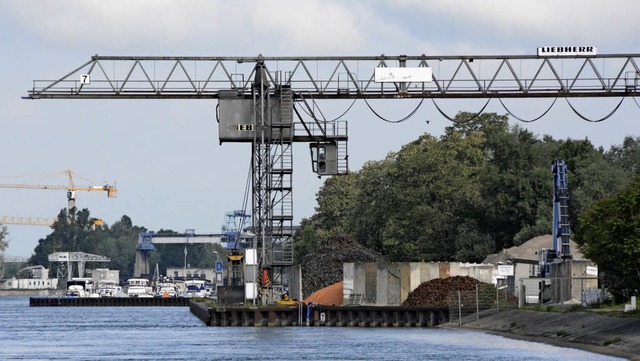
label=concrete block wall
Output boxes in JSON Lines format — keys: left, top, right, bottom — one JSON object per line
{"left": 399, "top": 263, "right": 410, "bottom": 305}
{"left": 450, "top": 262, "right": 494, "bottom": 284}
{"left": 343, "top": 263, "right": 356, "bottom": 301}
{"left": 365, "top": 263, "right": 377, "bottom": 304}
{"left": 344, "top": 262, "right": 495, "bottom": 306}
{"left": 568, "top": 260, "right": 598, "bottom": 301}
{"left": 416, "top": 262, "right": 440, "bottom": 286}
{"left": 375, "top": 263, "right": 388, "bottom": 305}
{"left": 513, "top": 263, "right": 532, "bottom": 298}
{"left": 389, "top": 263, "right": 402, "bottom": 306}
{"left": 514, "top": 260, "right": 599, "bottom": 305}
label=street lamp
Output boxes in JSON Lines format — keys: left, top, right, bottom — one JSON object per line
{"left": 184, "top": 229, "right": 195, "bottom": 294}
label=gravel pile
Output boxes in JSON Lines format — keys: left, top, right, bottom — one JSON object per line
{"left": 402, "top": 276, "right": 486, "bottom": 307}
{"left": 301, "top": 235, "right": 383, "bottom": 298}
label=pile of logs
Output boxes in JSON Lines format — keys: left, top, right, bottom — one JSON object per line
{"left": 301, "top": 235, "right": 383, "bottom": 298}
{"left": 402, "top": 276, "right": 485, "bottom": 307}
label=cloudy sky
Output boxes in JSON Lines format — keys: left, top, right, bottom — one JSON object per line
{"left": 1, "top": 0, "right": 639, "bottom": 258}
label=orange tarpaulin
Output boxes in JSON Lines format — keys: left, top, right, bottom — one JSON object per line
{"left": 303, "top": 281, "right": 343, "bottom": 306}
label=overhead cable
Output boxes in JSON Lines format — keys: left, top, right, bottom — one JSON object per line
{"left": 242, "top": 161, "right": 252, "bottom": 223}
{"left": 499, "top": 98, "right": 557, "bottom": 123}
{"left": 363, "top": 98, "right": 424, "bottom": 123}
{"left": 565, "top": 97, "right": 625, "bottom": 123}
{"left": 431, "top": 98, "right": 492, "bottom": 123}
{"left": 299, "top": 93, "right": 358, "bottom": 122}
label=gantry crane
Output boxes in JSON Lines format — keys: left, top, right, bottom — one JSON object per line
{"left": 0, "top": 169, "right": 117, "bottom": 213}
{"left": 25, "top": 52, "right": 640, "bottom": 304}
{"left": 222, "top": 210, "right": 251, "bottom": 287}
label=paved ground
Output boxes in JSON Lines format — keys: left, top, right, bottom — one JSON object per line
{"left": 443, "top": 309, "right": 640, "bottom": 360}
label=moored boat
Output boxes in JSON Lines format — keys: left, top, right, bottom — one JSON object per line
{"left": 155, "top": 282, "right": 178, "bottom": 298}
{"left": 65, "top": 278, "right": 98, "bottom": 298}
{"left": 184, "top": 279, "right": 209, "bottom": 298}
{"left": 97, "top": 279, "right": 122, "bottom": 298}
{"left": 126, "top": 278, "right": 154, "bottom": 298}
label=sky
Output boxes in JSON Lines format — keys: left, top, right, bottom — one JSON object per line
{"left": 1, "top": 0, "right": 640, "bottom": 259}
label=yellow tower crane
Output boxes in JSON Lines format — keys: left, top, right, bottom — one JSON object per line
{"left": 0, "top": 216, "right": 104, "bottom": 227}
{"left": 0, "top": 216, "right": 57, "bottom": 226}
{"left": 0, "top": 169, "right": 117, "bottom": 213}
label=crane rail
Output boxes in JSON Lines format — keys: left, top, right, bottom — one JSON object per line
{"left": 25, "top": 54, "right": 640, "bottom": 100}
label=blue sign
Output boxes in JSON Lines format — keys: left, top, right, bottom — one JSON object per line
{"left": 215, "top": 260, "right": 223, "bottom": 272}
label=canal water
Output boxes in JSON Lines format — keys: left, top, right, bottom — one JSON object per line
{"left": 0, "top": 297, "right": 624, "bottom": 360}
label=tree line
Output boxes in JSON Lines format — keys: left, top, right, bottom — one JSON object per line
{"left": 22, "top": 210, "right": 220, "bottom": 281}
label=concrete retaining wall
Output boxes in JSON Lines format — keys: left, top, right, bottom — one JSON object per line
{"left": 344, "top": 262, "right": 495, "bottom": 306}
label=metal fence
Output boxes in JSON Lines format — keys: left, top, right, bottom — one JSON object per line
{"left": 448, "top": 284, "right": 518, "bottom": 325}
{"left": 447, "top": 277, "right": 611, "bottom": 326}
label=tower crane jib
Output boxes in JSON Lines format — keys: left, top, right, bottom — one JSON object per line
{"left": 0, "top": 169, "right": 117, "bottom": 212}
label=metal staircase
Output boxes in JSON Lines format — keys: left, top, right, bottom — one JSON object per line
{"left": 270, "top": 85, "right": 294, "bottom": 266}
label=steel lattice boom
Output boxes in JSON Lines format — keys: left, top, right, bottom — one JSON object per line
{"left": 26, "top": 54, "right": 640, "bottom": 100}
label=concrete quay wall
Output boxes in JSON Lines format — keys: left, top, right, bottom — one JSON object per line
{"left": 191, "top": 302, "right": 449, "bottom": 327}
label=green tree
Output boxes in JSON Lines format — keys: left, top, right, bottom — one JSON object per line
{"left": 0, "top": 224, "right": 8, "bottom": 277}
{"left": 607, "top": 136, "right": 640, "bottom": 175}
{"left": 93, "top": 215, "right": 142, "bottom": 280}
{"left": 30, "top": 211, "right": 141, "bottom": 280}
{"left": 294, "top": 217, "right": 321, "bottom": 263}
{"left": 575, "top": 176, "right": 640, "bottom": 302}
{"left": 378, "top": 129, "right": 488, "bottom": 261}
{"left": 0, "top": 224, "right": 7, "bottom": 255}
{"left": 349, "top": 158, "right": 395, "bottom": 253}
{"left": 571, "top": 156, "right": 631, "bottom": 226}
{"left": 312, "top": 173, "right": 358, "bottom": 237}
{"left": 296, "top": 111, "right": 636, "bottom": 266}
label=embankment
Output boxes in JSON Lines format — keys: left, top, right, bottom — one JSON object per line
{"left": 454, "top": 309, "right": 640, "bottom": 360}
